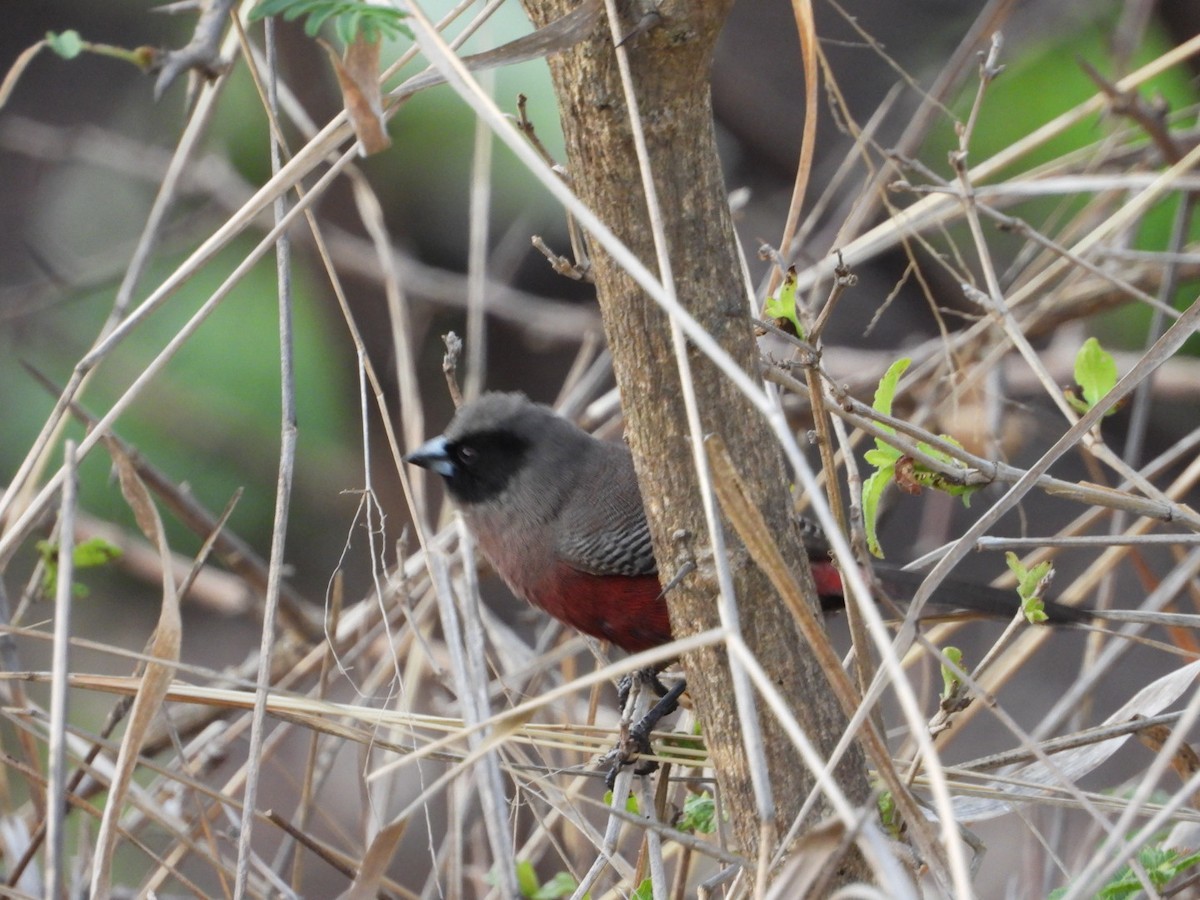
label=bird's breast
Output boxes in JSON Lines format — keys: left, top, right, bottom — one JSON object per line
{"left": 463, "top": 507, "right": 671, "bottom": 653}
{"left": 529, "top": 563, "right": 670, "bottom": 653}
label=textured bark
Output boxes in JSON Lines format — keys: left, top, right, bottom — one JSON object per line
{"left": 519, "top": 0, "right": 872, "bottom": 873}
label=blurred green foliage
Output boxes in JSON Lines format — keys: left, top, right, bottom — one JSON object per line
{"left": 0, "top": 239, "right": 354, "bottom": 559}
{"left": 923, "top": 14, "right": 1200, "bottom": 355}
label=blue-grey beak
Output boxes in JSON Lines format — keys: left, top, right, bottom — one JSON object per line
{"left": 404, "top": 436, "right": 455, "bottom": 477}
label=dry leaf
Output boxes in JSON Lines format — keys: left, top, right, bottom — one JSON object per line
{"left": 336, "top": 819, "right": 407, "bottom": 900}
{"left": 91, "top": 439, "right": 182, "bottom": 897}
{"left": 320, "top": 34, "right": 389, "bottom": 155}
{"left": 764, "top": 819, "right": 848, "bottom": 899}
{"left": 949, "top": 658, "right": 1200, "bottom": 822}
{"left": 1136, "top": 720, "right": 1200, "bottom": 810}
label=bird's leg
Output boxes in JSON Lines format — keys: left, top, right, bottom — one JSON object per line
{"left": 616, "top": 665, "right": 672, "bottom": 714}
{"left": 627, "top": 678, "right": 686, "bottom": 770}
{"left": 605, "top": 670, "right": 686, "bottom": 788}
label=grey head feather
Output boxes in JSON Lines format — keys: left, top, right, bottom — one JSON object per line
{"left": 432, "top": 392, "right": 658, "bottom": 578}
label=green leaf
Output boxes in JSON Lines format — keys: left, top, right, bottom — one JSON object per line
{"left": 34, "top": 537, "right": 123, "bottom": 600}
{"left": 305, "top": 3, "right": 339, "bottom": 36}
{"left": 940, "top": 481, "right": 978, "bottom": 507}
{"left": 46, "top": 30, "right": 84, "bottom": 59}
{"left": 916, "top": 435, "right": 962, "bottom": 466}
{"left": 248, "top": 0, "right": 295, "bottom": 20}
{"left": 861, "top": 357, "right": 983, "bottom": 555}
{"left": 1022, "top": 597, "right": 1048, "bottom": 624}
{"left": 1064, "top": 387, "right": 1089, "bottom": 415}
{"left": 660, "top": 731, "right": 704, "bottom": 754}
{"left": 335, "top": 10, "right": 359, "bottom": 44}
{"left": 861, "top": 466, "right": 893, "bottom": 559}
{"left": 531, "top": 872, "right": 579, "bottom": 900}
{"left": 630, "top": 879, "right": 655, "bottom": 900}
{"left": 515, "top": 861, "right": 539, "bottom": 898}
{"left": 1084, "top": 845, "right": 1200, "bottom": 898}
{"left": 1004, "top": 552, "right": 1052, "bottom": 623}
{"left": 939, "top": 646, "right": 964, "bottom": 702}
{"left": 873, "top": 357, "right": 911, "bottom": 418}
{"left": 859, "top": 357, "right": 914, "bottom": 559}
{"left": 37, "top": 544, "right": 60, "bottom": 599}
{"left": 602, "top": 789, "right": 639, "bottom": 814}
{"left": 511, "top": 862, "right": 580, "bottom": 900}
{"left": 677, "top": 791, "right": 715, "bottom": 834}
{"left": 763, "top": 266, "right": 803, "bottom": 337}
{"left": 1071, "top": 337, "right": 1119, "bottom": 413}
{"left": 250, "top": 0, "right": 410, "bottom": 43}
{"left": 877, "top": 790, "right": 902, "bottom": 839}
{"left": 864, "top": 446, "right": 901, "bottom": 468}
{"left": 72, "top": 537, "right": 123, "bottom": 569}
{"left": 910, "top": 436, "right": 980, "bottom": 506}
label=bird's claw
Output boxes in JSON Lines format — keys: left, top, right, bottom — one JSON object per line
{"left": 602, "top": 717, "right": 658, "bottom": 789}
{"left": 603, "top": 676, "right": 687, "bottom": 788}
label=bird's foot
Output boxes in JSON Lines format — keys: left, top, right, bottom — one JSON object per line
{"left": 601, "top": 721, "right": 658, "bottom": 789}
{"left": 603, "top": 677, "right": 687, "bottom": 789}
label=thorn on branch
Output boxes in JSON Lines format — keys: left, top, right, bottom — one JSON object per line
{"left": 616, "top": 5, "right": 663, "bottom": 48}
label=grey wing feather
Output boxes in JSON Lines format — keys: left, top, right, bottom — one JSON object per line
{"left": 555, "top": 442, "right": 658, "bottom": 577}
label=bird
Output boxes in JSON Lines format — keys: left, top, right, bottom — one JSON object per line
{"left": 404, "top": 391, "right": 1088, "bottom": 777}
{"left": 404, "top": 391, "right": 1086, "bottom": 652}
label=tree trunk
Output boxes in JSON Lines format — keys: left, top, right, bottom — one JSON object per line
{"left": 519, "top": 0, "right": 873, "bottom": 877}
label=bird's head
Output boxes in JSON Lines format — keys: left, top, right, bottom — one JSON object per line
{"left": 405, "top": 392, "right": 586, "bottom": 509}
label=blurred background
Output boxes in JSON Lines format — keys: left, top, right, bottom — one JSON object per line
{"left": 2, "top": 0, "right": 1200, "bottom": 895}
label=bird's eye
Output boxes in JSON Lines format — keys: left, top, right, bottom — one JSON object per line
{"left": 456, "top": 445, "right": 478, "bottom": 465}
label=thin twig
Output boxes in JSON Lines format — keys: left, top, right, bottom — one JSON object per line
{"left": 442, "top": 331, "right": 465, "bottom": 408}
{"left": 235, "top": 20, "right": 296, "bottom": 896}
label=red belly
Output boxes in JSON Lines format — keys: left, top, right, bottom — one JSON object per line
{"left": 526, "top": 564, "right": 671, "bottom": 654}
